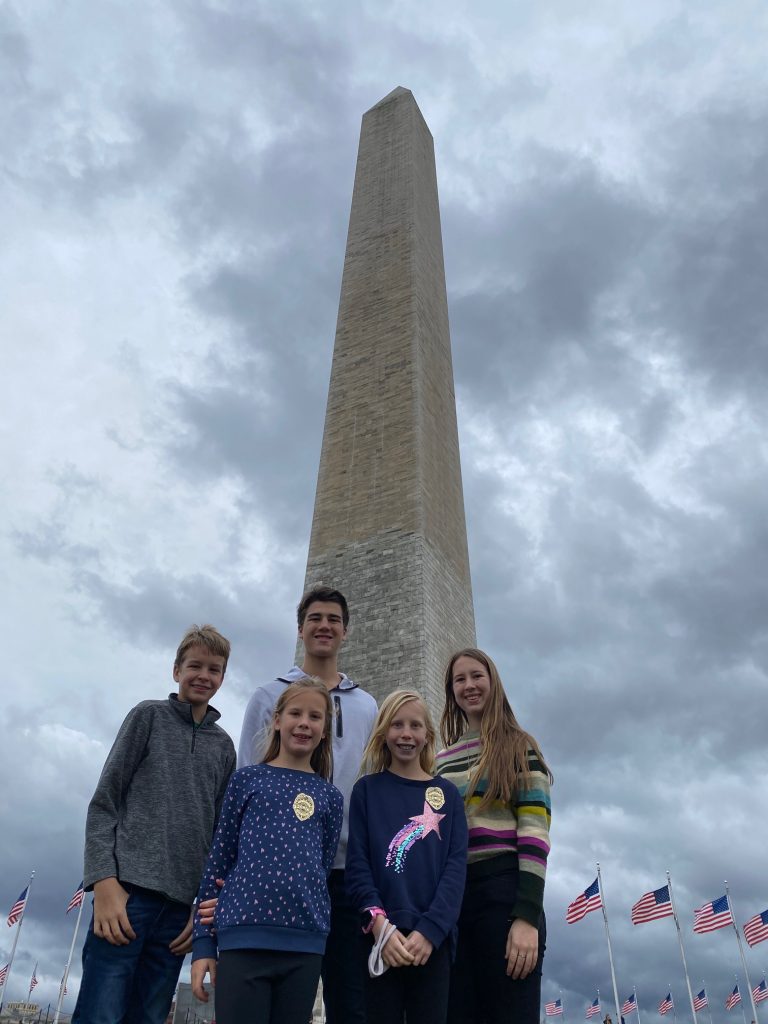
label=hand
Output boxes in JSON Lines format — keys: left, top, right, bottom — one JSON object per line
{"left": 382, "top": 928, "right": 416, "bottom": 968}
{"left": 197, "top": 878, "right": 224, "bottom": 927}
{"left": 93, "top": 878, "right": 136, "bottom": 946}
{"left": 505, "top": 918, "right": 538, "bottom": 979}
{"left": 403, "top": 930, "right": 433, "bottom": 966}
{"left": 169, "top": 908, "right": 195, "bottom": 955}
{"left": 191, "top": 958, "right": 217, "bottom": 1002}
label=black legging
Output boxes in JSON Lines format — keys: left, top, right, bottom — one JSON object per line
{"left": 215, "top": 948, "right": 322, "bottom": 1024}
{"left": 448, "top": 858, "right": 546, "bottom": 1024}
{"left": 365, "top": 935, "right": 451, "bottom": 1024}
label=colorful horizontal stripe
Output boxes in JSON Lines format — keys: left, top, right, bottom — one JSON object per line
{"left": 436, "top": 731, "right": 551, "bottom": 926}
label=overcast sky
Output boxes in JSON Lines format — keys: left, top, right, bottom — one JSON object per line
{"left": 2, "top": 0, "right": 767, "bottom": 1014}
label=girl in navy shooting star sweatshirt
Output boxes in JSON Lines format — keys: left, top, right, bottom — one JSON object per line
{"left": 346, "top": 689, "right": 468, "bottom": 1024}
{"left": 191, "top": 676, "right": 343, "bottom": 1024}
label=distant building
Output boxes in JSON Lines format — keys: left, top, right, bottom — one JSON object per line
{"left": 172, "top": 983, "right": 215, "bottom": 1023}
{"left": 0, "top": 1004, "right": 40, "bottom": 1023}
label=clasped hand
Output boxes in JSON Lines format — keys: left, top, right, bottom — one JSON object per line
{"left": 372, "top": 917, "right": 432, "bottom": 967}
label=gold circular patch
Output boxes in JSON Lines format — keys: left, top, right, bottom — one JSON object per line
{"left": 425, "top": 787, "right": 445, "bottom": 810}
{"left": 293, "top": 793, "right": 315, "bottom": 821}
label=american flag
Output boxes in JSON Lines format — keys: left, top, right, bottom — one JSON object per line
{"left": 67, "top": 881, "right": 85, "bottom": 914}
{"left": 546, "top": 1000, "right": 564, "bottom": 1016}
{"left": 0, "top": 963, "right": 8, "bottom": 985}
{"left": 7, "top": 886, "right": 29, "bottom": 927}
{"left": 693, "top": 894, "right": 733, "bottom": 934}
{"left": 567, "top": 878, "right": 602, "bottom": 923}
{"left": 693, "top": 989, "right": 708, "bottom": 1011}
{"left": 659, "top": 993, "right": 674, "bottom": 1015}
{"left": 29, "top": 962, "right": 38, "bottom": 991}
{"left": 725, "top": 986, "right": 741, "bottom": 1011}
{"left": 631, "top": 885, "right": 673, "bottom": 925}
{"left": 743, "top": 908, "right": 768, "bottom": 947}
{"left": 622, "top": 993, "right": 637, "bottom": 1016}
{"left": 586, "top": 997, "right": 602, "bottom": 1019}
{"left": 752, "top": 979, "right": 768, "bottom": 1004}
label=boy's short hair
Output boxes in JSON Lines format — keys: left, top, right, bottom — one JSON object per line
{"left": 175, "top": 624, "right": 231, "bottom": 672}
{"left": 296, "top": 586, "right": 350, "bottom": 629}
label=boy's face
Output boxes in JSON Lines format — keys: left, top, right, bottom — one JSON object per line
{"left": 173, "top": 644, "right": 226, "bottom": 709}
{"left": 298, "top": 600, "right": 347, "bottom": 659}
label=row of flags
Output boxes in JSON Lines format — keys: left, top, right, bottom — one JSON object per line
{"left": 567, "top": 880, "right": 768, "bottom": 948}
{"left": 726, "top": 979, "right": 768, "bottom": 1011}
{"left": 1, "top": 879, "right": 84, "bottom": 1013}
{"left": 4, "top": 881, "right": 84, "bottom": 931}
{"left": 545, "top": 980, "right": 768, "bottom": 1020}
{"left": 0, "top": 962, "right": 38, "bottom": 996}
{"left": 564, "top": 867, "right": 766, "bottom": 1024}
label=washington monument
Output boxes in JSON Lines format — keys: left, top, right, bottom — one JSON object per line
{"left": 300, "top": 87, "right": 476, "bottom": 711}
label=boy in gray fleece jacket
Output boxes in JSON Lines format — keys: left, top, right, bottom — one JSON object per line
{"left": 72, "top": 624, "right": 236, "bottom": 1024}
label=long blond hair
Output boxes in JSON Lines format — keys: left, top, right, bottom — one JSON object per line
{"left": 360, "top": 690, "right": 436, "bottom": 776}
{"left": 440, "top": 648, "right": 552, "bottom": 809}
{"left": 261, "top": 676, "right": 334, "bottom": 780}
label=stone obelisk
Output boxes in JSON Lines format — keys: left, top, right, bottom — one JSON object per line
{"left": 300, "top": 87, "right": 475, "bottom": 712}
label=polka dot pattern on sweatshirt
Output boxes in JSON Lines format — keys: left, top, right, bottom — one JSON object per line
{"left": 193, "top": 764, "right": 343, "bottom": 943}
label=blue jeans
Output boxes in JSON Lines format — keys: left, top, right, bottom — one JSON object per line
{"left": 72, "top": 884, "right": 190, "bottom": 1024}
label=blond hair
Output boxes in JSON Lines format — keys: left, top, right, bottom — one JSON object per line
{"left": 261, "top": 676, "right": 334, "bottom": 779}
{"left": 360, "top": 690, "right": 436, "bottom": 776}
{"left": 440, "top": 648, "right": 552, "bottom": 810}
{"left": 175, "top": 624, "right": 231, "bottom": 672}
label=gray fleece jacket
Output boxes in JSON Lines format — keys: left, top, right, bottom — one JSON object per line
{"left": 84, "top": 694, "right": 236, "bottom": 906}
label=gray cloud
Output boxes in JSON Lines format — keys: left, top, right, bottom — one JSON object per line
{"left": 2, "top": 0, "right": 767, "bottom": 1011}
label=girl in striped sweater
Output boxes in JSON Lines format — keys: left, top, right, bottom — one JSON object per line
{"left": 435, "top": 648, "right": 552, "bottom": 1024}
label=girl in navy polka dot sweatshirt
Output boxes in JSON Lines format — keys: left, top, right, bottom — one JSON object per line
{"left": 191, "top": 677, "right": 343, "bottom": 1024}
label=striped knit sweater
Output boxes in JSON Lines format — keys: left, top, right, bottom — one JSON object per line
{"left": 435, "top": 731, "right": 551, "bottom": 927}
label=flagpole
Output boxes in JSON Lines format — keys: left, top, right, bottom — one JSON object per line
{"left": 726, "top": 882, "right": 759, "bottom": 1024}
{"left": 736, "top": 973, "right": 748, "bottom": 1024}
{"left": 0, "top": 870, "right": 34, "bottom": 1014}
{"left": 671, "top": 985, "right": 677, "bottom": 1024}
{"left": 667, "top": 871, "right": 699, "bottom": 1024}
{"left": 562, "top": 989, "right": 566, "bottom": 1023}
{"left": 52, "top": 896, "right": 86, "bottom": 1024}
{"left": 597, "top": 863, "right": 623, "bottom": 1024}
{"left": 635, "top": 985, "right": 643, "bottom": 1024}
{"left": 703, "top": 980, "right": 714, "bottom": 1024}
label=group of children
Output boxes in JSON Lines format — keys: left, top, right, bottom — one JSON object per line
{"left": 73, "top": 586, "right": 551, "bottom": 1024}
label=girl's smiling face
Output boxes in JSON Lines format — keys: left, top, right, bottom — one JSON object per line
{"left": 386, "top": 700, "right": 428, "bottom": 774}
{"left": 275, "top": 689, "right": 328, "bottom": 764}
{"left": 451, "top": 655, "right": 492, "bottom": 727}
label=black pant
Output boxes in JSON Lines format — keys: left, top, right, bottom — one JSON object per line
{"left": 321, "top": 869, "right": 368, "bottom": 1023}
{"left": 448, "top": 858, "right": 546, "bottom": 1024}
{"left": 366, "top": 936, "right": 451, "bottom": 1024}
{"left": 216, "top": 948, "right": 322, "bottom": 1024}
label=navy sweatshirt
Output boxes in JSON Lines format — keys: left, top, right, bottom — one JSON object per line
{"left": 345, "top": 771, "right": 468, "bottom": 951}
{"left": 192, "top": 764, "right": 343, "bottom": 959}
